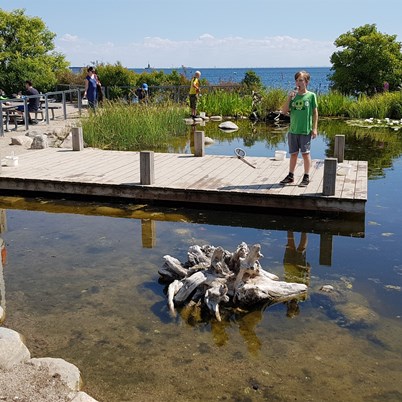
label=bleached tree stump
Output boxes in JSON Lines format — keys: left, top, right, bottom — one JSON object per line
{"left": 159, "top": 242, "right": 307, "bottom": 321}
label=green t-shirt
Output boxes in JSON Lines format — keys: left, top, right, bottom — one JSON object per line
{"left": 289, "top": 91, "right": 318, "bottom": 135}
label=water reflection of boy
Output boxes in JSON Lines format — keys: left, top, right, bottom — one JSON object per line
{"left": 283, "top": 231, "right": 311, "bottom": 317}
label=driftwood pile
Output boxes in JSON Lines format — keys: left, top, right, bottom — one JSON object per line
{"left": 159, "top": 242, "right": 307, "bottom": 322}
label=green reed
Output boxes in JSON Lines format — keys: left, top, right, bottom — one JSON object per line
{"left": 81, "top": 101, "right": 188, "bottom": 151}
{"left": 318, "top": 91, "right": 354, "bottom": 117}
{"left": 197, "top": 89, "right": 253, "bottom": 116}
{"left": 347, "top": 91, "right": 402, "bottom": 119}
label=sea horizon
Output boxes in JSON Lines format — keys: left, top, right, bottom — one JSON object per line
{"left": 71, "top": 66, "right": 332, "bottom": 92}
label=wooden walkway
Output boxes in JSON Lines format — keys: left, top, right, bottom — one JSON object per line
{"left": 0, "top": 148, "right": 367, "bottom": 214}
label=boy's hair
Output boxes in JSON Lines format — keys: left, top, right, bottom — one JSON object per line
{"left": 25, "top": 80, "right": 33, "bottom": 86}
{"left": 295, "top": 71, "right": 310, "bottom": 83}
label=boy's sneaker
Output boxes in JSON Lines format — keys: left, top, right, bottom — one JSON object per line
{"left": 280, "top": 174, "right": 294, "bottom": 185}
{"left": 299, "top": 175, "right": 310, "bottom": 187}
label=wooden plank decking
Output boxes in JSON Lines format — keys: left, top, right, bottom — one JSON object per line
{"left": 0, "top": 148, "right": 367, "bottom": 214}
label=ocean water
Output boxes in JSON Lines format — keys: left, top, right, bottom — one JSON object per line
{"left": 71, "top": 66, "right": 332, "bottom": 93}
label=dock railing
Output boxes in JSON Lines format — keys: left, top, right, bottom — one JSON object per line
{"left": 1, "top": 88, "right": 83, "bottom": 137}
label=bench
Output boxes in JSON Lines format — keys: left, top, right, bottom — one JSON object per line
{"left": 2, "top": 111, "right": 24, "bottom": 131}
{"left": 30, "top": 105, "right": 61, "bottom": 122}
{"left": 44, "top": 105, "right": 62, "bottom": 120}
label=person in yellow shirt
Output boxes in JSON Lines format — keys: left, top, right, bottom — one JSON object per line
{"left": 189, "top": 70, "right": 201, "bottom": 118}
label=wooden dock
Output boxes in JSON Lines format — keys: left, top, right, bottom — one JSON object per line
{"left": 0, "top": 148, "right": 367, "bottom": 214}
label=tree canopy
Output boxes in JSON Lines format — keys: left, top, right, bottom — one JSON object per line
{"left": 329, "top": 24, "right": 402, "bottom": 96}
{"left": 0, "top": 8, "right": 69, "bottom": 95}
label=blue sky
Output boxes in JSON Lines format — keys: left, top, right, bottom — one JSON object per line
{"left": 2, "top": 0, "right": 402, "bottom": 68}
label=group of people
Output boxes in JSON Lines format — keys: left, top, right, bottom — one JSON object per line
{"left": 0, "top": 81, "right": 41, "bottom": 125}
{"left": 188, "top": 69, "right": 319, "bottom": 188}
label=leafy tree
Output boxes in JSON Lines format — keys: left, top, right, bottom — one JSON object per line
{"left": 241, "top": 70, "right": 264, "bottom": 91}
{"left": 94, "top": 62, "right": 137, "bottom": 88}
{"left": 329, "top": 24, "right": 402, "bottom": 96}
{"left": 0, "top": 8, "right": 69, "bottom": 94}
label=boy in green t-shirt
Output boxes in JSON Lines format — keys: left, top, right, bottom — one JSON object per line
{"left": 280, "top": 71, "right": 318, "bottom": 187}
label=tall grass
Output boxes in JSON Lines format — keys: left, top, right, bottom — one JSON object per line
{"left": 81, "top": 101, "right": 188, "bottom": 151}
{"left": 197, "top": 89, "right": 252, "bottom": 116}
{"left": 259, "top": 88, "right": 287, "bottom": 114}
{"left": 318, "top": 91, "right": 354, "bottom": 117}
{"left": 347, "top": 92, "right": 402, "bottom": 119}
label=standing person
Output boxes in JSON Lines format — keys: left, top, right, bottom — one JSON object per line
{"left": 283, "top": 231, "right": 310, "bottom": 318}
{"left": 279, "top": 71, "right": 318, "bottom": 187}
{"left": 16, "top": 80, "right": 40, "bottom": 124}
{"left": 83, "top": 67, "right": 98, "bottom": 110}
{"left": 189, "top": 70, "right": 201, "bottom": 118}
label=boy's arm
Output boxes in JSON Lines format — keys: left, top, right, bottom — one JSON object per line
{"left": 311, "top": 107, "right": 318, "bottom": 138}
{"left": 281, "top": 91, "right": 295, "bottom": 114}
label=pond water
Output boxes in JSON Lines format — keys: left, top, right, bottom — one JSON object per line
{"left": 1, "top": 119, "right": 402, "bottom": 402}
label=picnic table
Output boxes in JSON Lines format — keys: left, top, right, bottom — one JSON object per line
{"left": 1, "top": 103, "right": 22, "bottom": 133}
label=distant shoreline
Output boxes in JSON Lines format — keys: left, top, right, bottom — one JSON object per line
{"left": 70, "top": 66, "right": 331, "bottom": 91}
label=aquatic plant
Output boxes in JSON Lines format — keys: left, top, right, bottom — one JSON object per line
{"left": 81, "top": 101, "right": 188, "bottom": 151}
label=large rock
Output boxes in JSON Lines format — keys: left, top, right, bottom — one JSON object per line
{"left": 29, "top": 357, "right": 82, "bottom": 391}
{"left": 10, "top": 135, "right": 33, "bottom": 147}
{"left": 0, "top": 306, "right": 4, "bottom": 324}
{"left": 72, "top": 391, "right": 99, "bottom": 402}
{"left": 0, "top": 327, "right": 31, "bottom": 369}
{"left": 218, "top": 121, "right": 239, "bottom": 131}
{"left": 30, "top": 134, "right": 49, "bottom": 149}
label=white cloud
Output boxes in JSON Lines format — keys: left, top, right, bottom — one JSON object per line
{"left": 60, "top": 33, "right": 79, "bottom": 42}
{"left": 56, "top": 34, "right": 334, "bottom": 67}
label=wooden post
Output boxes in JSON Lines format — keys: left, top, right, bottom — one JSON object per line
{"left": 141, "top": 219, "right": 156, "bottom": 248}
{"left": 0, "top": 210, "right": 6, "bottom": 233}
{"left": 140, "top": 151, "right": 154, "bottom": 185}
{"left": 194, "top": 130, "right": 205, "bottom": 157}
{"left": 323, "top": 158, "right": 337, "bottom": 196}
{"left": 319, "top": 233, "right": 333, "bottom": 266}
{"left": 334, "top": 135, "right": 345, "bottom": 163}
{"left": 71, "top": 127, "right": 84, "bottom": 151}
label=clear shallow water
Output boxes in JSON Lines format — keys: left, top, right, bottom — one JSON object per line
{"left": 1, "top": 120, "right": 402, "bottom": 401}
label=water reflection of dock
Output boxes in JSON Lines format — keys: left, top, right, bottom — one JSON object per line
{"left": 0, "top": 148, "right": 367, "bottom": 214}
{"left": 0, "top": 198, "right": 364, "bottom": 264}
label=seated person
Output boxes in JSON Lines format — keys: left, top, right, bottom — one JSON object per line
{"left": 0, "top": 89, "right": 11, "bottom": 105}
{"left": 16, "top": 80, "right": 40, "bottom": 123}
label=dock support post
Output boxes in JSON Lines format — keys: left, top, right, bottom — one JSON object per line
{"left": 323, "top": 158, "right": 337, "bottom": 196}
{"left": 140, "top": 151, "right": 154, "bottom": 185}
{"left": 334, "top": 135, "right": 345, "bottom": 162}
{"left": 71, "top": 127, "right": 84, "bottom": 151}
{"left": 141, "top": 219, "right": 156, "bottom": 248}
{"left": 319, "top": 233, "right": 333, "bottom": 266}
{"left": 194, "top": 131, "right": 205, "bottom": 157}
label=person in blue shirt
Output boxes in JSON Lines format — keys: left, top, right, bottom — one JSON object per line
{"left": 83, "top": 67, "right": 98, "bottom": 110}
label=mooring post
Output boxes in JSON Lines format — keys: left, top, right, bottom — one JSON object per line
{"left": 194, "top": 130, "right": 205, "bottom": 157}
{"left": 140, "top": 151, "right": 155, "bottom": 185}
{"left": 71, "top": 127, "right": 84, "bottom": 151}
{"left": 323, "top": 158, "right": 337, "bottom": 196}
{"left": 334, "top": 134, "right": 345, "bottom": 163}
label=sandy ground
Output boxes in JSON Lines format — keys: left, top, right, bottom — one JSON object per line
{"left": 1, "top": 105, "right": 81, "bottom": 158}
{"left": 1, "top": 108, "right": 97, "bottom": 402}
